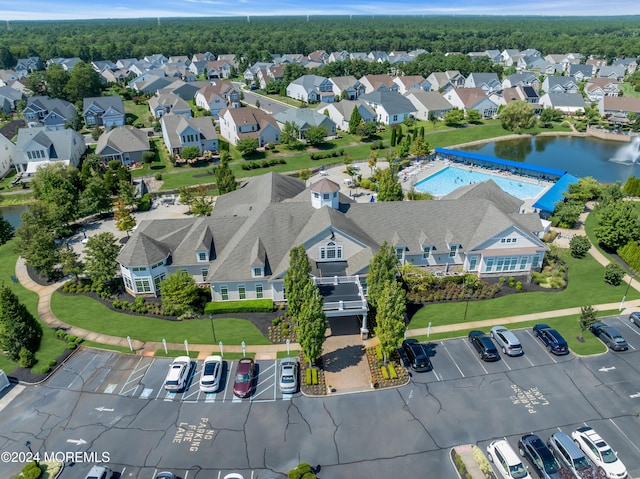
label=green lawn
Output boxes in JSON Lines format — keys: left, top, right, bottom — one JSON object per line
{"left": 124, "top": 100, "right": 153, "bottom": 127}
{"left": 82, "top": 341, "right": 135, "bottom": 354}
{"left": 154, "top": 349, "right": 200, "bottom": 358}
{"left": 50, "top": 292, "right": 271, "bottom": 345}
{"left": 0, "top": 168, "right": 18, "bottom": 191}
{"left": 620, "top": 82, "right": 640, "bottom": 98}
{"left": 131, "top": 137, "right": 175, "bottom": 178}
{"left": 0, "top": 192, "right": 36, "bottom": 206}
{"left": 0, "top": 240, "right": 68, "bottom": 374}
{"left": 409, "top": 249, "right": 640, "bottom": 330}
{"left": 277, "top": 349, "right": 300, "bottom": 359}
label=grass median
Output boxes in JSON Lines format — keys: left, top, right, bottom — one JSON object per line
{"left": 50, "top": 292, "right": 271, "bottom": 345}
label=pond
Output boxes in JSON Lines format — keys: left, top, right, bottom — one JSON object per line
{"left": 0, "top": 204, "right": 28, "bottom": 230}
{"left": 462, "top": 135, "right": 640, "bottom": 184}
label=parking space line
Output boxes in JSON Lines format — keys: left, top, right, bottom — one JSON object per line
{"left": 502, "top": 358, "right": 512, "bottom": 371}
{"left": 205, "top": 392, "right": 217, "bottom": 403}
{"left": 441, "top": 341, "right": 465, "bottom": 378}
{"left": 523, "top": 354, "right": 535, "bottom": 367}
{"left": 164, "top": 392, "right": 176, "bottom": 402}
{"left": 464, "top": 340, "right": 488, "bottom": 374}
{"left": 608, "top": 418, "right": 640, "bottom": 455}
{"left": 525, "top": 330, "right": 557, "bottom": 363}
{"left": 67, "top": 352, "right": 99, "bottom": 388}
{"left": 431, "top": 369, "right": 441, "bottom": 381}
{"left": 104, "top": 384, "right": 117, "bottom": 394}
{"left": 119, "top": 357, "right": 154, "bottom": 396}
{"left": 619, "top": 319, "right": 640, "bottom": 337}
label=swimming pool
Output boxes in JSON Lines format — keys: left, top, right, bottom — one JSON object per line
{"left": 413, "top": 166, "right": 547, "bottom": 198}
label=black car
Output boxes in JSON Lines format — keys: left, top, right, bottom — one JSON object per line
{"left": 401, "top": 339, "right": 432, "bottom": 372}
{"left": 590, "top": 322, "right": 628, "bottom": 351}
{"left": 518, "top": 434, "right": 560, "bottom": 479}
{"left": 468, "top": 330, "right": 499, "bottom": 361}
{"left": 532, "top": 324, "right": 569, "bottom": 355}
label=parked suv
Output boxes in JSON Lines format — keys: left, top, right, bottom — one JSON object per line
{"left": 589, "top": 322, "right": 628, "bottom": 351}
{"left": 490, "top": 326, "right": 523, "bottom": 356}
{"left": 518, "top": 434, "right": 560, "bottom": 479}
{"left": 469, "top": 330, "right": 499, "bottom": 361}
{"left": 164, "top": 356, "right": 192, "bottom": 392}
{"left": 547, "top": 431, "right": 595, "bottom": 478}
{"left": 486, "top": 439, "right": 531, "bottom": 479}
{"left": 571, "top": 426, "right": 627, "bottom": 479}
{"left": 532, "top": 324, "right": 569, "bottom": 355}
{"left": 401, "top": 339, "right": 432, "bottom": 372}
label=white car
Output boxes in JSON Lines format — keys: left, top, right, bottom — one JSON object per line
{"left": 164, "top": 356, "right": 192, "bottom": 392}
{"left": 199, "top": 355, "right": 223, "bottom": 392}
{"left": 85, "top": 465, "right": 112, "bottom": 479}
{"left": 490, "top": 326, "right": 523, "bottom": 356}
{"left": 571, "top": 426, "right": 627, "bottom": 479}
{"left": 487, "top": 439, "right": 532, "bottom": 479}
{"left": 279, "top": 358, "right": 299, "bottom": 394}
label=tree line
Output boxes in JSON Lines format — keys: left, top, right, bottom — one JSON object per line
{"left": 2, "top": 16, "right": 640, "bottom": 70}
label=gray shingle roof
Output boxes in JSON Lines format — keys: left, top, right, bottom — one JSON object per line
{"left": 442, "top": 179, "right": 523, "bottom": 215}
{"left": 96, "top": 127, "right": 149, "bottom": 155}
{"left": 359, "top": 91, "right": 416, "bottom": 115}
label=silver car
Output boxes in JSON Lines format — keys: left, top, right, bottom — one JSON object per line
{"left": 279, "top": 358, "right": 299, "bottom": 394}
{"left": 85, "top": 465, "right": 112, "bottom": 479}
{"left": 490, "top": 326, "right": 523, "bottom": 356}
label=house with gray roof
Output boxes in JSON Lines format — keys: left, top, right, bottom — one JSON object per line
{"left": 405, "top": 91, "right": 454, "bottom": 120}
{"left": 13, "top": 126, "right": 86, "bottom": 174}
{"left": 218, "top": 107, "right": 280, "bottom": 147}
{"left": 96, "top": 127, "right": 150, "bottom": 166}
{"left": 47, "top": 57, "right": 82, "bottom": 72}
{"left": 359, "top": 91, "right": 416, "bottom": 125}
{"left": 273, "top": 108, "right": 336, "bottom": 138}
{"left": 569, "top": 64, "right": 594, "bottom": 81}
{"left": 315, "top": 100, "right": 376, "bottom": 131}
{"left": 502, "top": 72, "right": 539, "bottom": 90}
{"left": 329, "top": 76, "right": 365, "bottom": 100}
{"left": 286, "top": 75, "right": 335, "bottom": 103}
{"left": 149, "top": 92, "right": 192, "bottom": 119}
{"left": 83, "top": 96, "right": 125, "bottom": 128}
{"left": 22, "top": 96, "right": 78, "bottom": 130}
{"left": 539, "top": 92, "right": 586, "bottom": 114}
{"left": 131, "top": 75, "right": 173, "bottom": 95}
{"left": 0, "top": 133, "right": 15, "bottom": 179}
{"left": 426, "top": 70, "right": 465, "bottom": 93}
{"left": 359, "top": 74, "right": 398, "bottom": 94}
{"left": 117, "top": 172, "right": 548, "bottom": 335}
{"left": 160, "top": 114, "right": 218, "bottom": 156}
{"left": 597, "top": 65, "right": 627, "bottom": 81}
{"left": 393, "top": 75, "right": 431, "bottom": 94}
{"left": 464, "top": 73, "right": 501, "bottom": 94}
{"left": 15, "top": 57, "right": 42, "bottom": 76}
{"left": 0, "top": 85, "right": 24, "bottom": 114}
{"left": 0, "top": 70, "right": 20, "bottom": 86}
{"left": 541, "top": 76, "right": 579, "bottom": 94}
{"left": 612, "top": 58, "right": 638, "bottom": 74}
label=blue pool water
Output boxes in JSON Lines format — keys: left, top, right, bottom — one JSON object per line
{"left": 413, "top": 166, "right": 546, "bottom": 198}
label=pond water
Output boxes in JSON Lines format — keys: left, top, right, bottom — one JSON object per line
{"left": 0, "top": 204, "right": 28, "bottom": 230}
{"left": 463, "top": 136, "right": 640, "bottom": 184}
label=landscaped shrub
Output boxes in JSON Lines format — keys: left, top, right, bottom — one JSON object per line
{"left": 570, "top": 235, "right": 591, "bottom": 258}
{"left": 205, "top": 299, "right": 274, "bottom": 314}
{"left": 618, "top": 240, "right": 640, "bottom": 274}
{"left": 288, "top": 463, "right": 316, "bottom": 479}
{"left": 137, "top": 193, "right": 152, "bottom": 211}
{"left": 19, "top": 347, "right": 36, "bottom": 368}
{"left": 451, "top": 450, "right": 471, "bottom": 479}
{"left": 515, "top": 281, "right": 523, "bottom": 291}
{"left": 154, "top": 173, "right": 163, "bottom": 181}
{"left": 604, "top": 262, "right": 625, "bottom": 286}
{"left": 305, "top": 367, "right": 312, "bottom": 385}
{"left": 471, "top": 445, "right": 494, "bottom": 478}
{"left": 19, "top": 461, "right": 42, "bottom": 479}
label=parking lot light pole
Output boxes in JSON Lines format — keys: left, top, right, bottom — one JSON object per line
{"left": 620, "top": 275, "right": 633, "bottom": 311}
{"left": 209, "top": 314, "right": 217, "bottom": 343}
{"left": 25, "top": 440, "right": 38, "bottom": 466}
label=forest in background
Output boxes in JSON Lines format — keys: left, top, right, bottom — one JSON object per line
{"left": 1, "top": 15, "right": 640, "bottom": 71}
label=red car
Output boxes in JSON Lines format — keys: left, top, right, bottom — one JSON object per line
{"left": 233, "top": 358, "right": 255, "bottom": 398}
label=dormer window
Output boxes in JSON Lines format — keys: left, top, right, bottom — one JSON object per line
{"left": 422, "top": 246, "right": 432, "bottom": 259}
{"left": 449, "top": 245, "right": 459, "bottom": 257}
{"left": 395, "top": 247, "right": 405, "bottom": 261}
{"left": 323, "top": 193, "right": 330, "bottom": 200}
{"left": 197, "top": 251, "right": 208, "bottom": 262}
{"left": 252, "top": 267, "right": 263, "bottom": 278}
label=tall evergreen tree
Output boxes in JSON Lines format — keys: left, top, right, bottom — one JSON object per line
{"left": 284, "top": 245, "right": 312, "bottom": 320}
{"left": 0, "top": 214, "right": 15, "bottom": 245}
{"left": 367, "top": 241, "right": 398, "bottom": 309}
{"left": 297, "top": 280, "right": 327, "bottom": 367}
{"left": 0, "top": 281, "right": 42, "bottom": 361}
{"left": 84, "top": 232, "right": 120, "bottom": 295}
{"left": 377, "top": 167, "right": 404, "bottom": 202}
{"left": 374, "top": 280, "right": 406, "bottom": 364}
{"left": 214, "top": 157, "right": 237, "bottom": 195}
{"left": 349, "top": 106, "right": 363, "bottom": 134}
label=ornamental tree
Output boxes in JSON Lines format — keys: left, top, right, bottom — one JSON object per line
{"left": 0, "top": 281, "right": 42, "bottom": 362}
{"left": 367, "top": 241, "right": 399, "bottom": 309}
{"left": 84, "top": 232, "right": 120, "bottom": 296}
{"left": 284, "top": 245, "right": 312, "bottom": 320}
{"left": 499, "top": 100, "right": 536, "bottom": 133}
{"left": 297, "top": 281, "right": 327, "bottom": 367}
{"left": 374, "top": 280, "right": 407, "bottom": 364}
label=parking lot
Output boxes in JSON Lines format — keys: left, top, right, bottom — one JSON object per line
{"left": 45, "top": 351, "right": 298, "bottom": 404}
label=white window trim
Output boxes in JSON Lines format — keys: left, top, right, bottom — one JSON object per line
{"left": 197, "top": 251, "right": 208, "bottom": 262}
{"left": 422, "top": 246, "right": 431, "bottom": 259}
{"left": 252, "top": 267, "right": 263, "bottom": 278}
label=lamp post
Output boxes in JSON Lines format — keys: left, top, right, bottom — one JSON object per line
{"left": 209, "top": 314, "right": 217, "bottom": 343}
{"left": 25, "top": 440, "right": 38, "bottom": 467}
{"left": 619, "top": 275, "right": 633, "bottom": 311}
{"left": 463, "top": 280, "right": 472, "bottom": 322}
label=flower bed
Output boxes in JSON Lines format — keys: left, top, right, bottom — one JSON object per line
{"left": 300, "top": 353, "right": 326, "bottom": 396}
{"left": 365, "top": 346, "right": 409, "bottom": 389}
{"left": 267, "top": 316, "right": 297, "bottom": 343}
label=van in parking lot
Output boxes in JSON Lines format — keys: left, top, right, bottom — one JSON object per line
{"left": 547, "top": 431, "right": 595, "bottom": 478}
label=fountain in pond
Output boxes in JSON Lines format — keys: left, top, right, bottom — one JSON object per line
{"left": 610, "top": 136, "right": 640, "bottom": 164}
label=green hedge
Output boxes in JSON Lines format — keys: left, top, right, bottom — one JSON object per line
{"left": 205, "top": 299, "right": 274, "bottom": 314}
{"left": 619, "top": 240, "right": 640, "bottom": 274}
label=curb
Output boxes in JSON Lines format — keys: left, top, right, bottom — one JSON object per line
{"left": 17, "top": 346, "right": 81, "bottom": 386}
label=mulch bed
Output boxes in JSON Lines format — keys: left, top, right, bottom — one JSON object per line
{"left": 300, "top": 354, "right": 327, "bottom": 396}
{"left": 365, "top": 347, "right": 410, "bottom": 389}
{"left": 7, "top": 344, "right": 77, "bottom": 385}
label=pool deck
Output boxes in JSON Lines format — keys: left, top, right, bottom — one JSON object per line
{"left": 307, "top": 157, "right": 554, "bottom": 212}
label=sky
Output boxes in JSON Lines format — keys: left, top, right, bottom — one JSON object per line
{"left": 1, "top": 0, "right": 640, "bottom": 21}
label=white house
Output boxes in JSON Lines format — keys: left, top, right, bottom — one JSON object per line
{"left": 218, "top": 107, "right": 280, "bottom": 147}
{"left": 160, "top": 114, "right": 218, "bottom": 156}
{"left": 359, "top": 91, "right": 417, "bottom": 125}
{"left": 405, "top": 91, "right": 454, "bottom": 120}
{"left": 538, "top": 93, "right": 586, "bottom": 114}
{"left": 286, "top": 75, "right": 335, "bottom": 103}
{"left": 315, "top": 101, "right": 376, "bottom": 131}
{"left": 13, "top": 127, "right": 86, "bottom": 174}
{"left": 445, "top": 88, "right": 499, "bottom": 118}
{"left": 0, "top": 133, "right": 15, "bottom": 179}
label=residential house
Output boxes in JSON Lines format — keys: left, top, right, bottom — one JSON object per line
{"left": 368, "top": 51, "right": 389, "bottom": 63}
{"left": 585, "top": 78, "right": 621, "bottom": 103}
{"left": 273, "top": 108, "right": 336, "bottom": 139}
{"left": 15, "top": 57, "right": 42, "bottom": 76}
{"left": 612, "top": 58, "right": 638, "bottom": 74}
{"left": 82, "top": 96, "right": 126, "bottom": 128}
{"left": 96, "top": 127, "right": 150, "bottom": 166}
{"left": 405, "top": 91, "right": 454, "bottom": 121}
{"left": 162, "top": 64, "right": 195, "bottom": 82}
{"left": 329, "top": 76, "right": 365, "bottom": 100}
{"left": 192, "top": 52, "right": 216, "bottom": 64}
{"left": 464, "top": 73, "right": 501, "bottom": 94}
{"left": 392, "top": 75, "right": 431, "bottom": 94}
{"left": 0, "top": 133, "right": 15, "bottom": 179}
{"left": 130, "top": 75, "right": 173, "bottom": 95}
{"left": 116, "top": 58, "right": 138, "bottom": 70}
{"left": 218, "top": 107, "right": 280, "bottom": 147}
{"left": 22, "top": 96, "right": 78, "bottom": 130}
{"left": 350, "top": 52, "right": 369, "bottom": 61}
{"left": 217, "top": 54, "right": 238, "bottom": 69}
{"left": 168, "top": 55, "right": 191, "bottom": 66}
{"left": 117, "top": 171, "right": 548, "bottom": 327}
{"left": 148, "top": 92, "right": 192, "bottom": 119}
{"left": 520, "top": 49, "right": 541, "bottom": 58}
{"left": 516, "top": 56, "right": 546, "bottom": 71}
{"left": 13, "top": 126, "right": 86, "bottom": 174}
{"left": 598, "top": 65, "right": 627, "bottom": 81}
{"left": 189, "top": 60, "right": 208, "bottom": 77}
{"left": 485, "top": 50, "right": 502, "bottom": 64}
{"left": 307, "top": 50, "right": 329, "bottom": 64}
{"left": 160, "top": 114, "right": 218, "bottom": 156}
{"left": 500, "top": 49, "right": 521, "bottom": 66}
{"left": 501, "top": 72, "right": 540, "bottom": 90}
{"left": 0, "top": 85, "right": 24, "bottom": 114}
{"left": 257, "top": 64, "right": 285, "bottom": 90}
{"left": 537, "top": 63, "right": 564, "bottom": 75}
{"left": 315, "top": 100, "right": 376, "bottom": 131}
{"left": 586, "top": 58, "right": 607, "bottom": 72}
{"left": 47, "top": 57, "right": 82, "bottom": 71}
{"left": 101, "top": 68, "right": 130, "bottom": 84}
{"left": 541, "top": 76, "right": 579, "bottom": 94}
{"left": 445, "top": 88, "right": 498, "bottom": 118}
{"left": 359, "top": 91, "right": 417, "bottom": 125}
{"left": 495, "top": 86, "right": 540, "bottom": 106}
{"left": 195, "top": 85, "right": 227, "bottom": 117}
{"left": 143, "top": 54, "right": 168, "bottom": 68}
{"left": 359, "top": 74, "right": 398, "bottom": 94}
{"left": 569, "top": 64, "right": 594, "bottom": 81}
{"left": 286, "top": 75, "right": 335, "bottom": 103}
{"left": 205, "top": 60, "right": 233, "bottom": 80}
{"left": 244, "top": 62, "right": 274, "bottom": 84}
{"left": 426, "top": 70, "right": 465, "bottom": 92}
{"left": 91, "top": 60, "right": 117, "bottom": 73}
{"left": 128, "top": 61, "right": 155, "bottom": 77}
{"left": 158, "top": 80, "right": 209, "bottom": 101}
{"left": 598, "top": 96, "right": 640, "bottom": 117}
{"left": 328, "top": 51, "right": 350, "bottom": 63}
{"left": 538, "top": 93, "right": 586, "bottom": 114}
{"left": 0, "top": 70, "right": 20, "bottom": 86}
